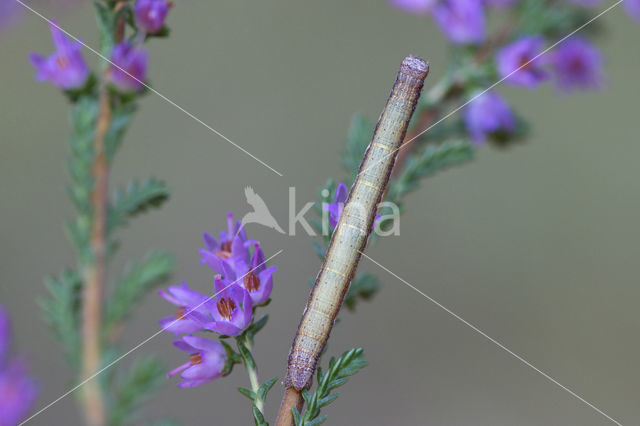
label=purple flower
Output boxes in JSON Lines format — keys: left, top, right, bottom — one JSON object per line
{"left": 190, "top": 276, "right": 253, "bottom": 337}
{"left": 551, "top": 37, "right": 604, "bottom": 93}
{"left": 109, "top": 42, "right": 148, "bottom": 93}
{"left": 389, "top": 0, "right": 436, "bottom": 14}
{"left": 0, "top": 307, "right": 38, "bottom": 426}
{"left": 158, "top": 282, "right": 209, "bottom": 335}
{"left": 324, "top": 183, "right": 381, "bottom": 230}
{"left": 432, "top": 0, "right": 486, "bottom": 45}
{"left": 0, "top": 360, "right": 39, "bottom": 425}
{"left": 28, "top": 21, "right": 90, "bottom": 90}
{"left": 134, "top": 0, "right": 171, "bottom": 34}
{"left": 200, "top": 213, "right": 249, "bottom": 277}
{"left": 497, "top": 35, "right": 548, "bottom": 88}
{"left": 168, "top": 336, "right": 226, "bottom": 387}
{"left": 625, "top": 0, "right": 640, "bottom": 22}
{"left": 233, "top": 242, "right": 276, "bottom": 306}
{"left": 324, "top": 182, "right": 348, "bottom": 229}
{"left": 463, "top": 90, "right": 516, "bottom": 143}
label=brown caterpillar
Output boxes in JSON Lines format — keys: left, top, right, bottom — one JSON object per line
{"left": 285, "top": 56, "right": 429, "bottom": 391}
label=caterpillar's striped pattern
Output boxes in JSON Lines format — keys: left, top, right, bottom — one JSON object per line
{"left": 285, "top": 56, "right": 429, "bottom": 390}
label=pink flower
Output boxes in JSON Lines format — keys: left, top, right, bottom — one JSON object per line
{"left": 168, "top": 336, "right": 226, "bottom": 387}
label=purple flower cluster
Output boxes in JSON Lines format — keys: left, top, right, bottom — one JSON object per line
{"left": 387, "top": 0, "right": 637, "bottom": 144}
{"left": 29, "top": 0, "right": 172, "bottom": 93}
{"left": 160, "top": 213, "right": 275, "bottom": 387}
{"left": 466, "top": 35, "right": 605, "bottom": 144}
{"left": 391, "top": 0, "right": 640, "bottom": 25}
{"left": 109, "top": 0, "right": 172, "bottom": 92}
{"left": 0, "top": 307, "right": 38, "bottom": 426}
{"left": 495, "top": 35, "right": 603, "bottom": 92}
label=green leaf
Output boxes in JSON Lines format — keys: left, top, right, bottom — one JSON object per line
{"left": 39, "top": 269, "right": 82, "bottom": 364}
{"left": 246, "top": 314, "right": 269, "bottom": 341}
{"left": 107, "top": 178, "right": 170, "bottom": 233}
{"left": 220, "top": 340, "right": 242, "bottom": 375}
{"left": 517, "top": 0, "right": 603, "bottom": 39}
{"left": 388, "top": 139, "right": 474, "bottom": 207}
{"left": 301, "top": 389, "right": 312, "bottom": 406}
{"left": 252, "top": 405, "right": 267, "bottom": 426}
{"left": 257, "top": 376, "right": 278, "bottom": 401}
{"left": 93, "top": 0, "right": 116, "bottom": 56}
{"left": 317, "top": 393, "right": 339, "bottom": 408}
{"left": 238, "top": 386, "right": 256, "bottom": 401}
{"left": 66, "top": 96, "right": 99, "bottom": 260}
{"left": 105, "top": 103, "right": 136, "bottom": 163}
{"left": 105, "top": 251, "right": 174, "bottom": 334}
{"left": 291, "top": 408, "right": 302, "bottom": 426}
{"left": 236, "top": 338, "right": 257, "bottom": 371}
{"left": 298, "top": 348, "right": 367, "bottom": 425}
{"left": 306, "top": 416, "right": 328, "bottom": 426}
{"left": 342, "top": 114, "right": 374, "bottom": 184}
{"left": 311, "top": 241, "right": 326, "bottom": 259}
{"left": 343, "top": 273, "right": 381, "bottom": 311}
{"left": 110, "top": 356, "right": 166, "bottom": 426}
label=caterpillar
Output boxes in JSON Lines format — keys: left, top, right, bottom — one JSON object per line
{"left": 285, "top": 56, "right": 429, "bottom": 391}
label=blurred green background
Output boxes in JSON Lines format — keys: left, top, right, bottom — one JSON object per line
{"left": 1, "top": 1, "right": 639, "bottom": 425}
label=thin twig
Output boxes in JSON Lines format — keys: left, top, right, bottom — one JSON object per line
{"left": 244, "top": 338, "right": 264, "bottom": 413}
{"left": 80, "top": 4, "right": 126, "bottom": 424}
{"left": 81, "top": 77, "right": 111, "bottom": 426}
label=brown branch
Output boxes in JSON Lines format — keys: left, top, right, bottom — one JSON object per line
{"left": 81, "top": 80, "right": 110, "bottom": 426}
{"left": 80, "top": 4, "right": 126, "bottom": 424}
{"left": 275, "top": 388, "right": 304, "bottom": 426}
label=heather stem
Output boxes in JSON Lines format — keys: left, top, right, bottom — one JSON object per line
{"left": 80, "top": 75, "right": 110, "bottom": 426}
{"left": 238, "top": 335, "right": 264, "bottom": 414}
{"left": 80, "top": 4, "right": 126, "bottom": 425}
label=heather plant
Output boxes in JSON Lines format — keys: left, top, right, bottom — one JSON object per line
{"left": 27, "top": 1, "right": 175, "bottom": 425}
{"left": 8, "top": 0, "right": 637, "bottom": 425}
